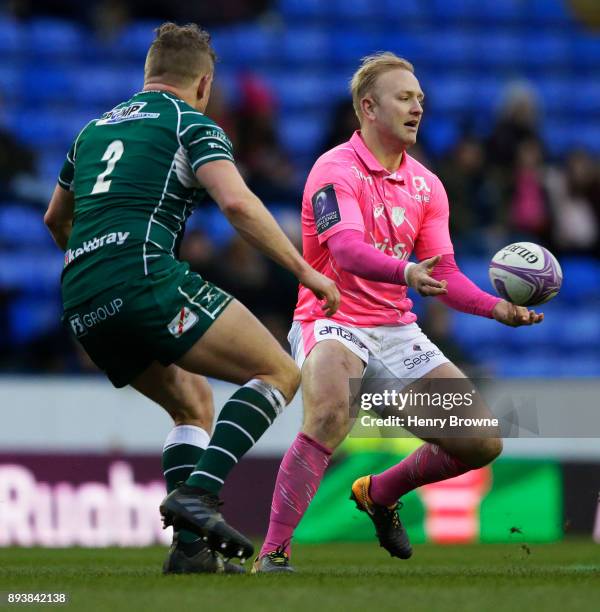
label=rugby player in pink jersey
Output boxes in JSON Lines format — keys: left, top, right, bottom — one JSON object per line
{"left": 253, "top": 53, "right": 544, "bottom": 573}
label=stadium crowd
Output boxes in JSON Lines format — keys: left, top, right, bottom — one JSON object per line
{"left": 1, "top": 0, "right": 599, "bottom": 376}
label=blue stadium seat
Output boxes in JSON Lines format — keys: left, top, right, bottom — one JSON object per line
{"left": 521, "top": 34, "right": 570, "bottom": 70}
{"left": 542, "top": 121, "right": 573, "bottom": 157}
{"left": 379, "top": 0, "right": 428, "bottom": 22}
{"left": 278, "top": 112, "right": 328, "bottom": 156}
{"left": 561, "top": 257, "right": 600, "bottom": 302}
{"left": 0, "top": 17, "right": 23, "bottom": 57}
{"left": 112, "top": 22, "right": 159, "bottom": 61}
{"left": 471, "top": 0, "right": 523, "bottom": 24}
{"left": 27, "top": 18, "right": 85, "bottom": 59}
{"left": 524, "top": 0, "right": 574, "bottom": 25}
{"left": 426, "top": 78, "right": 472, "bottom": 114}
{"left": 267, "top": 72, "right": 335, "bottom": 111}
{"left": 210, "top": 29, "right": 238, "bottom": 64}
{"left": 557, "top": 355, "right": 600, "bottom": 377}
{"left": 570, "top": 34, "right": 600, "bottom": 69}
{"left": 0, "top": 251, "right": 63, "bottom": 293}
{"left": 0, "top": 205, "right": 52, "bottom": 248}
{"left": 451, "top": 311, "right": 506, "bottom": 350}
{"left": 424, "top": 31, "right": 475, "bottom": 67}
{"left": 536, "top": 77, "right": 571, "bottom": 114}
{"left": 330, "top": 30, "right": 387, "bottom": 65}
{"left": 332, "top": 0, "right": 379, "bottom": 21}
{"left": 430, "top": 0, "right": 480, "bottom": 23}
{"left": 71, "top": 66, "right": 142, "bottom": 106}
{"left": 38, "top": 149, "right": 68, "bottom": 183}
{"left": 6, "top": 109, "right": 96, "bottom": 148}
{"left": 419, "top": 117, "right": 460, "bottom": 157}
{"left": 8, "top": 296, "right": 61, "bottom": 345}
{"left": 278, "top": 0, "right": 330, "bottom": 20}
{"left": 381, "top": 33, "right": 428, "bottom": 66}
{"left": 230, "top": 25, "right": 279, "bottom": 66}
{"left": 571, "top": 81, "right": 600, "bottom": 115}
{"left": 473, "top": 32, "right": 522, "bottom": 69}
{"left": 493, "top": 353, "right": 560, "bottom": 377}
{"left": 281, "top": 27, "right": 331, "bottom": 65}
{"left": 0, "top": 64, "right": 21, "bottom": 102}
{"left": 20, "top": 66, "right": 74, "bottom": 104}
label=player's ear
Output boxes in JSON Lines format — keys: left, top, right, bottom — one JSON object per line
{"left": 361, "top": 96, "right": 376, "bottom": 120}
{"left": 197, "top": 73, "right": 212, "bottom": 104}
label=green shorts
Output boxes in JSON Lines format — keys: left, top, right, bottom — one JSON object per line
{"left": 62, "top": 264, "right": 233, "bottom": 388}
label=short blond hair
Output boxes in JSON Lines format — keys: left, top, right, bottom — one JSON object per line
{"left": 350, "top": 52, "right": 414, "bottom": 120}
{"left": 144, "top": 22, "right": 216, "bottom": 86}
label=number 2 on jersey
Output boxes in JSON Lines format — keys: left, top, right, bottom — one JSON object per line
{"left": 91, "top": 140, "right": 124, "bottom": 194}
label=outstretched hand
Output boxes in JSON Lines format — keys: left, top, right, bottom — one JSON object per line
{"left": 492, "top": 300, "right": 544, "bottom": 327}
{"left": 406, "top": 255, "right": 448, "bottom": 297}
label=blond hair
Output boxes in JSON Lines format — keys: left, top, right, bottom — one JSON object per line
{"left": 350, "top": 52, "right": 414, "bottom": 120}
{"left": 144, "top": 22, "right": 216, "bottom": 86}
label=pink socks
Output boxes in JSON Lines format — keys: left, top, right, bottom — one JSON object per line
{"left": 260, "top": 432, "right": 332, "bottom": 557}
{"left": 370, "top": 443, "right": 471, "bottom": 507}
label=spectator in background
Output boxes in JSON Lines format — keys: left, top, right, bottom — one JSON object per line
{"left": 508, "top": 137, "right": 552, "bottom": 244}
{"left": 546, "top": 149, "right": 599, "bottom": 256}
{"left": 319, "top": 99, "right": 359, "bottom": 154}
{"left": 234, "top": 73, "right": 299, "bottom": 202}
{"left": 487, "top": 81, "right": 541, "bottom": 168}
{"left": 0, "top": 130, "right": 37, "bottom": 200}
{"left": 438, "top": 136, "right": 505, "bottom": 255}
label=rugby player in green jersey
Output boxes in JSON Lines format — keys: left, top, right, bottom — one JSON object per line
{"left": 44, "top": 22, "right": 339, "bottom": 574}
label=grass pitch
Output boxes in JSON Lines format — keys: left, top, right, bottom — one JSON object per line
{"left": 1, "top": 541, "right": 599, "bottom": 611}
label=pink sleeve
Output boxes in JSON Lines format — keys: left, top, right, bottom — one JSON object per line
{"left": 414, "top": 177, "right": 454, "bottom": 260}
{"left": 430, "top": 254, "right": 501, "bottom": 318}
{"left": 305, "top": 160, "right": 365, "bottom": 245}
{"left": 327, "top": 229, "right": 410, "bottom": 285}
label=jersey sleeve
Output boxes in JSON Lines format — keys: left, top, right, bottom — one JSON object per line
{"left": 57, "top": 141, "right": 76, "bottom": 190}
{"left": 305, "top": 160, "right": 365, "bottom": 245}
{"left": 413, "top": 177, "right": 455, "bottom": 260}
{"left": 57, "top": 118, "right": 96, "bottom": 191}
{"left": 180, "top": 120, "right": 235, "bottom": 171}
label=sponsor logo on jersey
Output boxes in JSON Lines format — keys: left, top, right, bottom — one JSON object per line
{"left": 373, "top": 204, "right": 385, "bottom": 218}
{"left": 392, "top": 206, "right": 406, "bottom": 227}
{"left": 370, "top": 234, "right": 410, "bottom": 260}
{"left": 68, "top": 298, "right": 124, "bottom": 337}
{"left": 350, "top": 165, "right": 374, "bottom": 185}
{"left": 412, "top": 176, "right": 430, "bottom": 192}
{"left": 167, "top": 306, "right": 199, "bottom": 338}
{"left": 97, "top": 102, "right": 160, "bottom": 125}
{"left": 403, "top": 347, "right": 442, "bottom": 370}
{"left": 64, "top": 232, "right": 130, "bottom": 267}
{"left": 316, "top": 324, "right": 367, "bottom": 350}
{"left": 312, "top": 184, "right": 341, "bottom": 234}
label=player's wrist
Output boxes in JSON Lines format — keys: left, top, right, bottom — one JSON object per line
{"left": 403, "top": 262, "right": 416, "bottom": 286}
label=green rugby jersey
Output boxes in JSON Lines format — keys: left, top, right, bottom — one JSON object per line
{"left": 58, "top": 90, "right": 234, "bottom": 308}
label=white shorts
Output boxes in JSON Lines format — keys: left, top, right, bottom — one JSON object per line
{"left": 288, "top": 319, "right": 450, "bottom": 390}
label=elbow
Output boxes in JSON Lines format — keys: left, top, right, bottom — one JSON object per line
{"left": 44, "top": 210, "right": 57, "bottom": 231}
{"left": 219, "top": 198, "right": 249, "bottom": 218}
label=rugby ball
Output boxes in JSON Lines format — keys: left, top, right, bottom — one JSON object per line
{"left": 489, "top": 242, "right": 562, "bottom": 306}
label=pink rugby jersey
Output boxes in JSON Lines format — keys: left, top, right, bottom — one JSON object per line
{"left": 294, "top": 131, "right": 454, "bottom": 326}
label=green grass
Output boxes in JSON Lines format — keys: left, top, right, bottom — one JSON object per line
{"left": 1, "top": 541, "right": 599, "bottom": 611}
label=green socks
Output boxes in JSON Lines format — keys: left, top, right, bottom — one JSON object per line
{"left": 185, "top": 379, "right": 286, "bottom": 493}
{"left": 162, "top": 425, "right": 210, "bottom": 544}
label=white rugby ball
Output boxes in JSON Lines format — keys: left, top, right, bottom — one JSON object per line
{"left": 489, "top": 242, "right": 562, "bottom": 306}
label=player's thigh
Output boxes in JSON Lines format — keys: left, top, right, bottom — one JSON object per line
{"left": 176, "top": 298, "right": 299, "bottom": 401}
{"left": 301, "top": 340, "right": 365, "bottom": 447}
{"left": 415, "top": 362, "right": 502, "bottom": 463}
{"left": 131, "top": 362, "right": 214, "bottom": 430}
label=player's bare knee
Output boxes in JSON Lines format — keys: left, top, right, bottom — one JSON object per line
{"left": 268, "top": 354, "right": 300, "bottom": 404}
{"left": 304, "top": 400, "right": 350, "bottom": 447}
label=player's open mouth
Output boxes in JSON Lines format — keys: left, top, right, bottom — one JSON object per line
{"left": 404, "top": 121, "right": 419, "bottom": 129}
